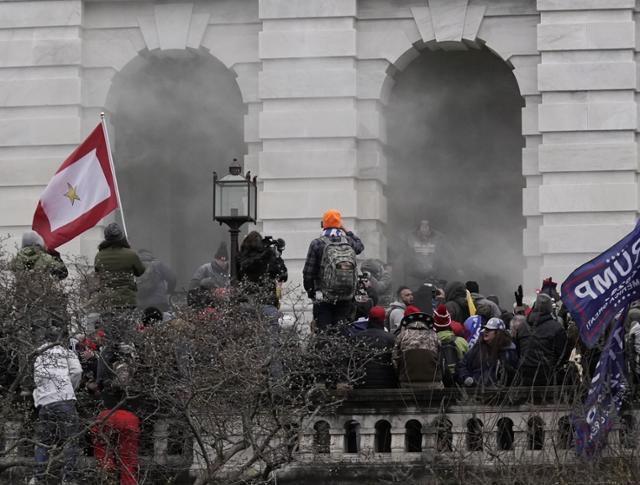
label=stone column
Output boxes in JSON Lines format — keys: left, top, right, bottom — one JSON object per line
{"left": 258, "top": 0, "right": 360, "bottom": 288}
{"left": 535, "top": 0, "right": 637, "bottom": 283}
{"left": 0, "top": 1, "right": 84, "bottom": 252}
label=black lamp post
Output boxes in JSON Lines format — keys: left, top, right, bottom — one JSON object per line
{"left": 213, "top": 159, "right": 257, "bottom": 281}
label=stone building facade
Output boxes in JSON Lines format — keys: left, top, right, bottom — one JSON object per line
{"left": 0, "top": 0, "right": 638, "bottom": 292}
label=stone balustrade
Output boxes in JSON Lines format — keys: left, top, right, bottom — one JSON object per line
{"left": 2, "top": 388, "right": 638, "bottom": 482}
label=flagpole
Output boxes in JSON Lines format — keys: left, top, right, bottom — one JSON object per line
{"left": 100, "top": 112, "right": 129, "bottom": 239}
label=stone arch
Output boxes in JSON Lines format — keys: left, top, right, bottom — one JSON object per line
{"left": 405, "top": 420, "right": 423, "bottom": 452}
{"left": 527, "top": 416, "right": 545, "bottom": 450}
{"left": 103, "top": 48, "right": 246, "bottom": 286}
{"left": 344, "top": 420, "right": 360, "bottom": 453}
{"left": 466, "top": 418, "right": 483, "bottom": 452}
{"left": 557, "top": 416, "right": 574, "bottom": 450}
{"left": 362, "top": 1, "right": 535, "bottom": 103}
{"left": 313, "top": 420, "right": 331, "bottom": 454}
{"left": 496, "top": 417, "right": 515, "bottom": 451}
{"left": 374, "top": 420, "right": 392, "bottom": 453}
{"left": 433, "top": 416, "right": 453, "bottom": 452}
{"left": 84, "top": 2, "right": 257, "bottom": 112}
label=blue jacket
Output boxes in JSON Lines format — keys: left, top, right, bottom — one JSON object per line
{"left": 456, "top": 340, "right": 518, "bottom": 387}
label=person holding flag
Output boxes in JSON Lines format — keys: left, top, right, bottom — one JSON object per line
{"left": 561, "top": 219, "right": 640, "bottom": 457}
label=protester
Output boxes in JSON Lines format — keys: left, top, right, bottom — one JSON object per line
{"left": 462, "top": 302, "right": 493, "bottom": 350}
{"left": 31, "top": 326, "right": 82, "bottom": 485}
{"left": 403, "top": 219, "right": 455, "bottom": 289}
{"left": 12, "top": 231, "right": 68, "bottom": 279}
{"left": 354, "top": 306, "right": 397, "bottom": 388}
{"left": 392, "top": 308, "right": 442, "bottom": 389}
{"left": 94, "top": 223, "right": 145, "bottom": 308}
{"left": 188, "top": 242, "right": 229, "bottom": 307}
{"left": 518, "top": 293, "right": 568, "bottom": 386}
{"left": 386, "top": 286, "right": 414, "bottom": 333}
{"left": 91, "top": 334, "right": 140, "bottom": 485}
{"left": 432, "top": 304, "right": 468, "bottom": 386}
{"left": 465, "top": 281, "right": 501, "bottom": 318}
{"left": 361, "top": 259, "right": 393, "bottom": 307}
{"left": 135, "top": 249, "right": 176, "bottom": 312}
{"left": 457, "top": 318, "right": 517, "bottom": 388}
{"left": 238, "top": 231, "right": 288, "bottom": 307}
{"left": 444, "top": 281, "right": 472, "bottom": 324}
{"left": 303, "top": 209, "right": 364, "bottom": 330}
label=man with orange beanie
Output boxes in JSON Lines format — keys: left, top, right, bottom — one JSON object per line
{"left": 303, "top": 209, "right": 364, "bottom": 330}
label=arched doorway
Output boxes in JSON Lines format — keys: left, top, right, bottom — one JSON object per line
{"left": 386, "top": 47, "right": 524, "bottom": 303}
{"left": 106, "top": 49, "right": 246, "bottom": 288}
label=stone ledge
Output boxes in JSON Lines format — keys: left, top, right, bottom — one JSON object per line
{"left": 537, "top": 0, "right": 634, "bottom": 11}
{"left": 260, "top": 0, "right": 356, "bottom": 19}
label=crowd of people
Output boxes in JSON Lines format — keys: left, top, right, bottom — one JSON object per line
{"left": 5, "top": 208, "right": 639, "bottom": 484}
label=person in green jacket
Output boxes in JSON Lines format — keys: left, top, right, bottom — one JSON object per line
{"left": 94, "top": 223, "right": 145, "bottom": 309}
{"left": 433, "top": 303, "right": 468, "bottom": 387}
{"left": 12, "top": 231, "right": 67, "bottom": 278}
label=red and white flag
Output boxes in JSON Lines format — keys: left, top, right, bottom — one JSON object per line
{"left": 32, "top": 123, "right": 118, "bottom": 249}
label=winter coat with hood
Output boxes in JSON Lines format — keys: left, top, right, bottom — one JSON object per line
{"left": 469, "top": 292, "right": 501, "bottom": 318}
{"left": 12, "top": 232, "right": 67, "bottom": 279}
{"left": 456, "top": 333, "right": 518, "bottom": 387}
{"left": 444, "top": 281, "right": 471, "bottom": 324}
{"left": 519, "top": 294, "right": 568, "bottom": 379}
{"left": 136, "top": 249, "right": 176, "bottom": 311}
{"left": 354, "top": 325, "right": 397, "bottom": 388}
{"left": 393, "top": 319, "right": 441, "bottom": 385}
{"left": 94, "top": 239, "right": 145, "bottom": 307}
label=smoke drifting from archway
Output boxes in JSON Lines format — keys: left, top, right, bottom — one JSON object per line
{"left": 109, "top": 50, "right": 246, "bottom": 287}
{"left": 386, "top": 47, "right": 525, "bottom": 305}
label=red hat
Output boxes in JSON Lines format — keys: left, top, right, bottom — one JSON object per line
{"left": 404, "top": 305, "right": 421, "bottom": 317}
{"left": 433, "top": 304, "right": 451, "bottom": 330}
{"left": 368, "top": 306, "right": 386, "bottom": 323}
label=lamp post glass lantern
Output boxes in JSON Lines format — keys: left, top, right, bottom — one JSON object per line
{"left": 213, "top": 159, "right": 257, "bottom": 281}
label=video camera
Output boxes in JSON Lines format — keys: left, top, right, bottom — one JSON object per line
{"left": 262, "top": 235, "right": 286, "bottom": 255}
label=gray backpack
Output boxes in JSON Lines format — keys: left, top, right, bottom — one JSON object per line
{"left": 319, "top": 236, "right": 357, "bottom": 302}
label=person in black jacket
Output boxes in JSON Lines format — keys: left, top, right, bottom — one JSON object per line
{"left": 518, "top": 293, "right": 568, "bottom": 386}
{"left": 444, "top": 281, "right": 471, "bottom": 324}
{"left": 354, "top": 306, "right": 397, "bottom": 388}
{"left": 238, "top": 231, "right": 288, "bottom": 307}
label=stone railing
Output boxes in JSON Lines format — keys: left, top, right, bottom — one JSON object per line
{"left": 2, "top": 388, "right": 638, "bottom": 483}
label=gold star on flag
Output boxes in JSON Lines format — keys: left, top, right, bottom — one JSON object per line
{"left": 63, "top": 183, "right": 80, "bottom": 206}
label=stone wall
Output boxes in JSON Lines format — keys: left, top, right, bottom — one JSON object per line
{"left": 0, "top": 0, "right": 637, "bottom": 295}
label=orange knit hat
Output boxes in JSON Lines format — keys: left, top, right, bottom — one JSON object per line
{"left": 322, "top": 209, "right": 342, "bottom": 229}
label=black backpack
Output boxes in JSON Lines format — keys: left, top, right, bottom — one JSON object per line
{"left": 440, "top": 336, "right": 461, "bottom": 387}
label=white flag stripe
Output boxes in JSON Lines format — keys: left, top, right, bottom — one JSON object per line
{"left": 41, "top": 149, "right": 111, "bottom": 231}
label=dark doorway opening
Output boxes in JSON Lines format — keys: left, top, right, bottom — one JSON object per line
{"left": 109, "top": 49, "right": 245, "bottom": 288}
{"left": 386, "top": 47, "right": 524, "bottom": 303}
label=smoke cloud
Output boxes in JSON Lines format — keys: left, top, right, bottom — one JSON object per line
{"left": 385, "top": 47, "right": 525, "bottom": 305}
{"left": 109, "top": 50, "right": 246, "bottom": 287}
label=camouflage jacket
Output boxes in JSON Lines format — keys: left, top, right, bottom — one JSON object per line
{"left": 392, "top": 321, "right": 441, "bottom": 384}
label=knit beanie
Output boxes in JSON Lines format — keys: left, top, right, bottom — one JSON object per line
{"left": 215, "top": 241, "right": 228, "bottom": 260}
{"left": 433, "top": 304, "right": 451, "bottom": 330}
{"left": 322, "top": 209, "right": 342, "bottom": 229}
{"left": 104, "top": 222, "right": 124, "bottom": 242}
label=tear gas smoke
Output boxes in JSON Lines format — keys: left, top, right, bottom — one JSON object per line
{"left": 386, "top": 47, "right": 525, "bottom": 306}
{"left": 109, "top": 50, "right": 246, "bottom": 287}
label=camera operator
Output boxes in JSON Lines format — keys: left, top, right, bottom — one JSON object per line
{"left": 237, "top": 231, "right": 288, "bottom": 307}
